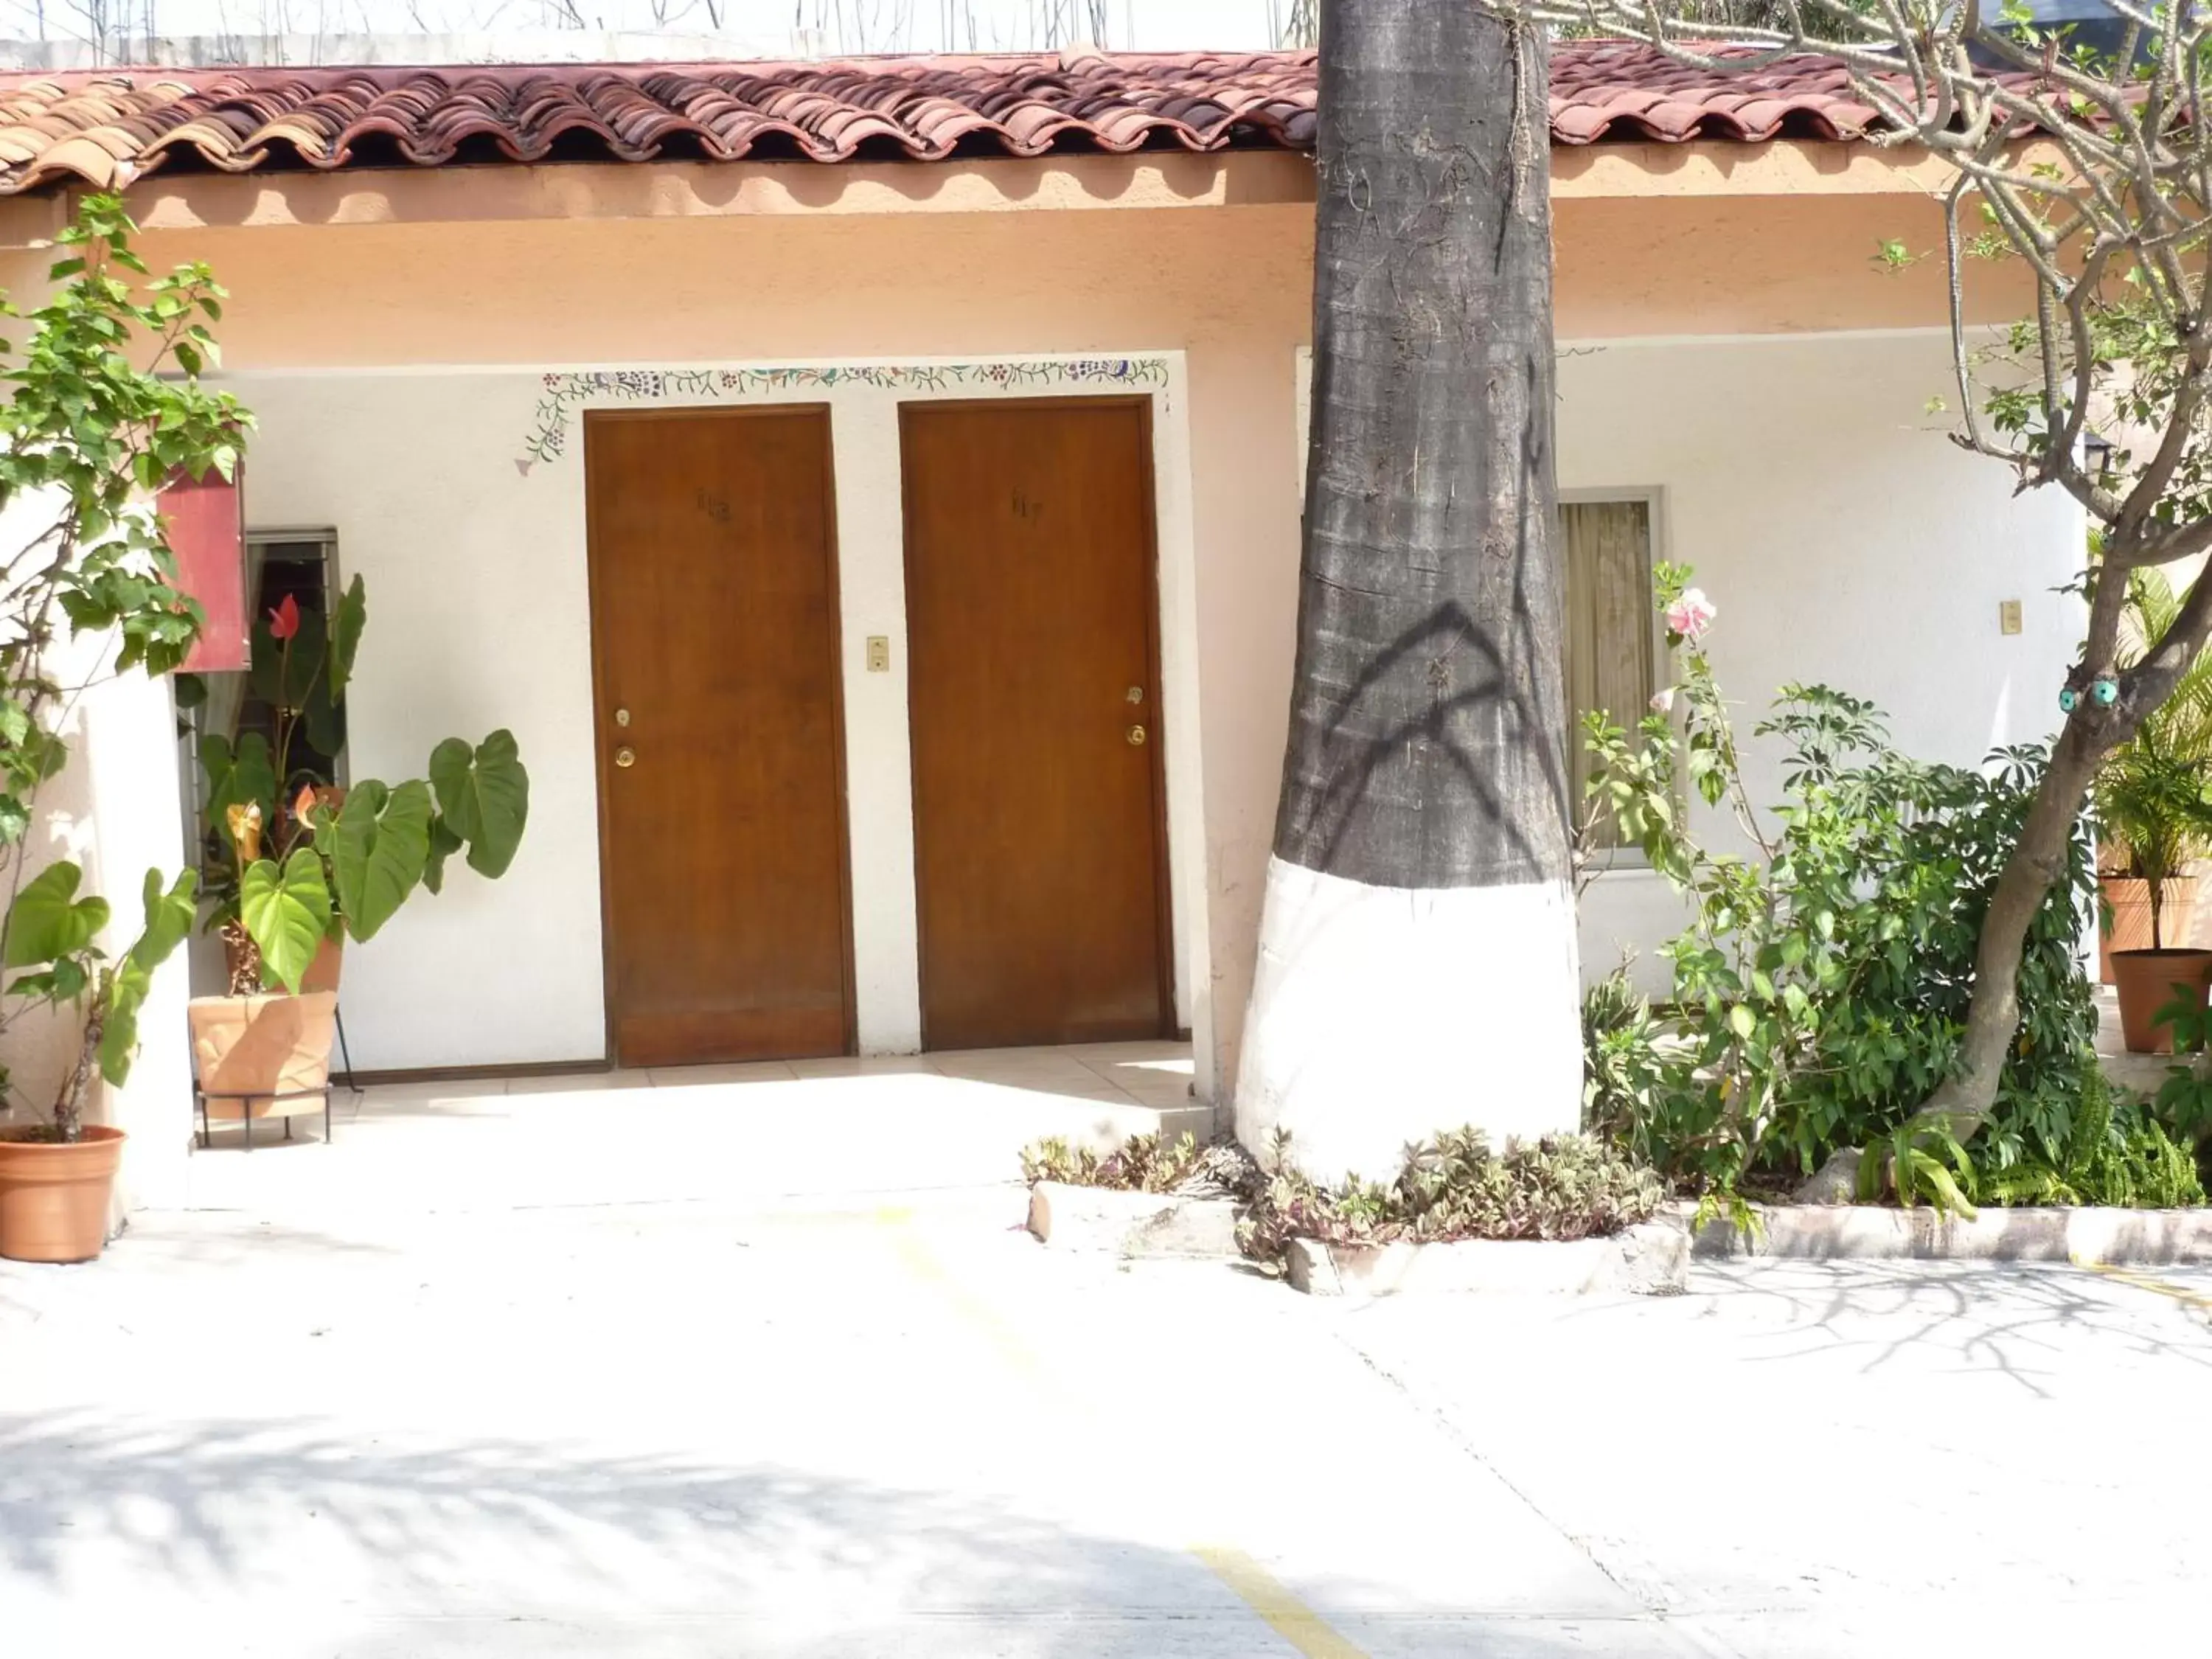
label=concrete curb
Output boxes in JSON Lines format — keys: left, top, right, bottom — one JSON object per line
{"left": 1025, "top": 1181, "right": 1242, "bottom": 1258}
{"left": 1681, "top": 1202, "right": 2212, "bottom": 1265}
{"left": 1286, "top": 1222, "right": 1688, "bottom": 1298}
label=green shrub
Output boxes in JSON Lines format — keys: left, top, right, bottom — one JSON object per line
{"left": 1579, "top": 565, "right": 2097, "bottom": 1205}
{"left": 1236, "top": 1129, "right": 1664, "bottom": 1265}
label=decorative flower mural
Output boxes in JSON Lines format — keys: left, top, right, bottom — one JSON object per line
{"left": 517, "top": 358, "right": 1174, "bottom": 472}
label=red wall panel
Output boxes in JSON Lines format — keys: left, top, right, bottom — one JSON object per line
{"left": 165, "top": 468, "right": 247, "bottom": 673}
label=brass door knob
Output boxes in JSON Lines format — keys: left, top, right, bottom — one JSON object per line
{"left": 613, "top": 745, "right": 636, "bottom": 769}
{"left": 1127, "top": 725, "right": 1147, "bottom": 747}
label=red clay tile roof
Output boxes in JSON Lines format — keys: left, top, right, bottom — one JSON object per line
{"left": 0, "top": 44, "right": 1911, "bottom": 195}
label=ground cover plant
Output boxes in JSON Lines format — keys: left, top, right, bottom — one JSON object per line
{"left": 1231, "top": 1129, "right": 1664, "bottom": 1266}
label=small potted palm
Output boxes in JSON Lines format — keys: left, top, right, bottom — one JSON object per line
{"left": 187, "top": 575, "right": 529, "bottom": 1138}
{"left": 2099, "top": 723, "right": 2212, "bottom": 1051}
{"left": 2097, "top": 569, "right": 2212, "bottom": 1051}
{"left": 2098, "top": 568, "right": 2212, "bottom": 981}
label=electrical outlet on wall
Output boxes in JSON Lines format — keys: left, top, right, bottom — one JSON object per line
{"left": 1998, "top": 599, "right": 2023, "bottom": 636}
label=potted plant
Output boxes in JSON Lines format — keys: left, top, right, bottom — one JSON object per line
{"left": 190, "top": 574, "right": 367, "bottom": 995}
{"left": 187, "top": 576, "right": 530, "bottom": 1135}
{"left": 0, "top": 195, "right": 248, "bottom": 1259}
{"left": 2098, "top": 649, "right": 2212, "bottom": 1051}
{"left": 0, "top": 869, "right": 196, "bottom": 1261}
{"left": 2098, "top": 569, "right": 2212, "bottom": 984}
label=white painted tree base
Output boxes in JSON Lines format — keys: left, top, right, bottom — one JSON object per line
{"left": 1234, "top": 856, "right": 1583, "bottom": 1185}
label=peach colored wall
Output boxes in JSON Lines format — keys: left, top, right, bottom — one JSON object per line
{"left": 18, "top": 168, "right": 2033, "bottom": 1088}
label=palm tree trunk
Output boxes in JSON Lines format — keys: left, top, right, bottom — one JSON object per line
{"left": 1235, "top": 0, "right": 1581, "bottom": 1183}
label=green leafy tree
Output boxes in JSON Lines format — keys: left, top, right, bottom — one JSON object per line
{"left": 0, "top": 194, "right": 247, "bottom": 1141}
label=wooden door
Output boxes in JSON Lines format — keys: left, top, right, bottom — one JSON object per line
{"left": 585, "top": 407, "right": 854, "bottom": 1066}
{"left": 901, "top": 400, "right": 1172, "bottom": 1051}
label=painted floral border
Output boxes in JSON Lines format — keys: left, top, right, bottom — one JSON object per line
{"left": 518, "top": 357, "right": 1173, "bottom": 471}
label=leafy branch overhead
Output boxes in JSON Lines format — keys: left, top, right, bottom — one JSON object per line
{"left": 1514, "top": 0, "right": 2212, "bottom": 1180}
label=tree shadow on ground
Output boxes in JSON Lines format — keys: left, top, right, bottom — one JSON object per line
{"left": 1687, "top": 1259, "right": 2212, "bottom": 1398}
{"left": 0, "top": 1410, "right": 1684, "bottom": 1657}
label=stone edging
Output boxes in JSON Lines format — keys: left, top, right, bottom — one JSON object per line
{"left": 1025, "top": 1181, "right": 1241, "bottom": 1258}
{"left": 1286, "top": 1223, "right": 1688, "bottom": 1298}
{"left": 1683, "top": 1201, "right": 2212, "bottom": 1264}
{"left": 1025, "top": 1183, "right": 2212, "bottom": 1287}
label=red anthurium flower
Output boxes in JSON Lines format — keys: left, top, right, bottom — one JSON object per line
{"left": 293, "top": 783, "right": 319, "bottom": 826}
{"left": 268, "top": 594, "right": 300, "bottom": 641}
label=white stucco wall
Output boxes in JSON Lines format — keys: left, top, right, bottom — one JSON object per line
{"left": 1557, "top": 330, "right": 2086, "bottom": 990}
{"left": 220, "top": 326, "right": 2085, "bottom": 1081}
{"left": 1299, "top": 329, "right": 2086, "bottom": 996}
{"left": 226, "top": 358, "right": 1209, "bottom": 1079}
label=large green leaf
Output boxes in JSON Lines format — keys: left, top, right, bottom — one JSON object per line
{"left": 5, "top": 860, "right": 110, "bottom": 967}
{"left": 301, "top": 675, "right": 347, "bottom": 762}
{"left": 128, "top": 866, "right": 198, "bottom": 976}
{"left": 100, "top": 868, "right": 198, "bottom": 1086}
{"left": 429, "top": 729, "right": 529, "bottom": 880}
{"left": 330, "top": 574, "right": 367, "bottom": 702}
{"left": 330, "top": 779, "right": 431, "bottom": 942}
{"left": 202, "top": 730, "right": 276, "bottom": 823}
{"left": 240, "top": 847, "right": 330, "bottom": 993}
{"left": 421, "top": 815, "right": 465, "bottom": 896}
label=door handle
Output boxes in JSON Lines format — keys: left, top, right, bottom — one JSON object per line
{"left": 613, "top": 745, "right": 636, "bottom": 769}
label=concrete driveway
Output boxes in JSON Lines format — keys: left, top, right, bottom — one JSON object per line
{"left": 3, "top": 1132, "right": 2208, "bottom": 1655}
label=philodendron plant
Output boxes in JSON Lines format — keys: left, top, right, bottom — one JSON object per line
{"left": 201, "top": 577, "right": 529, "bottom": 995}
{"left": 7, "top": 868, "right": 198, "bottom": 1138}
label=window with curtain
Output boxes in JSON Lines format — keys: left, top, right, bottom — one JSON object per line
{"left": 1562, "top": 498, "right": 1658, "bottom": 853}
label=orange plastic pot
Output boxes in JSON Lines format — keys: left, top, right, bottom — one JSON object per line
{"left": 2110, "top": 947, "right": 2212, "bottom": 1054}
{"left": 2099, "top": 877, "right": 2198, "bottom": 984}
{"left": 0, "top": 1124, "right": 124, "bottom": 1264}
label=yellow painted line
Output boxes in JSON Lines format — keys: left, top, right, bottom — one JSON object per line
{"left": 2085, "top": 1261, "right": 2212, "bottom": 1313}
{"left": 1192, "top": 1545, "right": 1371, "bottom": 1659}
{"left": 879, "top": 1212, "right": 1369, "bottom": 1659}
{"left": 885, "top": 1221, "right": 1054, "bottom": 1388}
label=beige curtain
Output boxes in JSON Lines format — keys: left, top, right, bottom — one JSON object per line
{"left": 1562, "top": 501, "right": 1655, "bottom": 849}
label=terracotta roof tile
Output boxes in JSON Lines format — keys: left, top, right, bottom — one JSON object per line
{"left": 0, "top": 43, "right": 1969, "bottom": 195}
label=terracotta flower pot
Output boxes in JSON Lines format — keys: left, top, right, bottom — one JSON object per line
{"left": 2110, "top": 947, "right": 2212, "bottom": 1054}
{"left": 188, "top": 991, "right": 339, "bottom": 1125}
{"left": 2098, "top": 876, "right": 2199, "bottom": 984}
{"left": 299, "top": 935, "right": 344, "bottom": 995}
{"left": 0, "top": 1124, "right": 125, "bottom": 1264}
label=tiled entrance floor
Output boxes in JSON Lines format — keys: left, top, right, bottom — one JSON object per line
{"left": 179, "top": 1040, "right": 1206, "bottom": 1217}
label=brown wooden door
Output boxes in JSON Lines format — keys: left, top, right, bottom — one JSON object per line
{"left": 585, "top": 407, "right": 854, "bottom": 1066}
{"left": 901, "top": 400, "right": 1171, "bottom": 1051}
